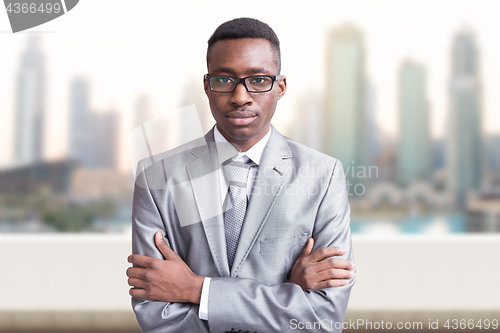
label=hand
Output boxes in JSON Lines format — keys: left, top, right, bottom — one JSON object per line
{"left": 287, "top": 238, "right": 355, "bottom": 291}
{"left": 126, "top": 231, "right": 205, "bottom": 304}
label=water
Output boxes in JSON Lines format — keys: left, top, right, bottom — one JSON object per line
{"left": 350, "top": 215, "right": 466, "bottom": 234}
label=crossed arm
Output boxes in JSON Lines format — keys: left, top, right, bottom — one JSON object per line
{"left": 127, "top": 159, "right": 355, "bottom": 332}
{"left": 127, "top": 235, "right": 354, "bottom": 333}
{"left": 127, "top": 232, "right": 354, "bottom": 304}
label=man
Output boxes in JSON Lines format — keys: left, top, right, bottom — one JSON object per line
{"left": 127, "top": 18, "right": 355, "bottom": 333}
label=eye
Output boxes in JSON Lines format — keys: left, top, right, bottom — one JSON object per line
{"left": 250, "top": 76, "right": 270, "bottom": 85}
{"left": 216, "top": 77, "right": 233, "bottom": 84}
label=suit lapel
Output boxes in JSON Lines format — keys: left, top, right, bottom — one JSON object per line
{"left": 186, "top": 125, "right": 293, "bottom": 277}
{"left": 186, "top": 128, "right": 231, "bottom": 277}
{"left": 231, "top": 126, "right": 292, "bottom": 276}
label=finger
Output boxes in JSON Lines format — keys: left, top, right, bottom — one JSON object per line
{"left": 314, "top": 279, "right": 351, "bottom": 290}
{"left": 299, "top": 238, "right": 315, "bottom": 258}
{"left": 128, "top": 254, "right": 154, "bottom": 268}
{"left": 315, "top": 258, "right": 354, "bottom": 272}
{"left": 126, "top": 266, "right": 146, "bottom": 279}
{"left": 129, "top": 287, "right": 148, "bottom": 299}
{"left": 128, "top": 277, "right": 147, "bottom": 289}
{"left": 309, "top": 246, "right": 346, "bottom": 263}
{"left": 155, "top": 231, "right": 175, "bottom": 259}
{"left": 315, "top": 268, "right": 355, "bottom": 281}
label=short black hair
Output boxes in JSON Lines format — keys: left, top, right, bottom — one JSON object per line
{"left": 207, "top": 17, "right": 281, "bottom": 72}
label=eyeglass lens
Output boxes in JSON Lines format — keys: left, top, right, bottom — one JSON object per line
{"left": 210, "top": 76, "right": 274, "bottom": 92}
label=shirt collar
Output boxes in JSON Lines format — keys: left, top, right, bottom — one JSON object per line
{"left": 213, "top": 125, "right": 272, "bottom": 166}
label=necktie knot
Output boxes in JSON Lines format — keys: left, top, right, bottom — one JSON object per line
{"left": 223, "top": 158, "right": 255, "bottom": 186}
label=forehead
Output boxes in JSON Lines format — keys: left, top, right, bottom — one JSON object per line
{"left": 207, "top": 38, "right": 278, "bottom": 74}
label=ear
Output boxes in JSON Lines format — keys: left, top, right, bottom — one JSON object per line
{"left": 277, "top": 75, "right": 287, "bottom": 100}
{"left": 203, "top": 75, "right": 210, "bottom": 96}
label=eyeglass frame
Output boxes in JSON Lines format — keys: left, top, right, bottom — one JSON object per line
{"left": 204, "top": 74, "right": 282, "bottom": 93}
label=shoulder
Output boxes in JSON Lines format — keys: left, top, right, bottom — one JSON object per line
{"left": 151, "top": 136, "right": 207, "bottom": 164}
{"left": 135, "top": 135, "right": 208, "bottom": 188}
{"left": 281, "top": 134, "right": 342, "bottom": 171}
{"left": 278, "top": 135, "right": 348, "bottom": 198}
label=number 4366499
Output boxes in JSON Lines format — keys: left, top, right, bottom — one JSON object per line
{"left": 444, "top": 319, "right": 498, "bottom": 330}
{"left": 6, "top": 2, "right": 62, "bottom": 14}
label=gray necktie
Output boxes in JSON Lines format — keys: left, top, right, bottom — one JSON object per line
{"left": 223, "top": 158, "right": 255, "bottom": 270}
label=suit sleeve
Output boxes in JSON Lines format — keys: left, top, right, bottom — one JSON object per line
{"left": 207, "top": 159, "right": 355, "bottom": 333}
{"left": 131, "top": 158, "right": 210, "bottom": 333}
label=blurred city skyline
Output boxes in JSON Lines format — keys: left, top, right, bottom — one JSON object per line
{"left": 1, "top": 0, "right": 500, "bottom": 233}
{"left": 3, "top": 24, "right": 496, "bottom": 173}
{"left": 1, "top": 0, "right": 500, "bottom": 173}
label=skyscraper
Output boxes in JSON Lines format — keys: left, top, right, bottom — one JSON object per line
{"left": 325, "top": 24, "right": 366, "bottom": 186}
{"left": 68, "top": 77, "right": 119, "bottom": 170}
{"left": 484, "top": 134, "right": 500, "bottom": 188}
{"left": 397, "top": 60, "right": 430, "bottom": 187}
{"left": 447, "top": 28, "right": 483, "bottom": 206}
{"left": 13, "top": 36, "right": 46, "bottom": 164}
{"left": 289, "top": 91, "right": 325, "bottom": 154}
{"left": 365, "top": 81, "right": 380, "bottom": 170}
{"left": 93, "top": 109, "right": 119, "bottom": 170}
{"left": 69, "top": 77, "right": 92, "bottom": 167}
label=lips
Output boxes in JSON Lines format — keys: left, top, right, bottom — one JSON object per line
{"left": 226, "top": 111, "right": 257, "bottom": 126}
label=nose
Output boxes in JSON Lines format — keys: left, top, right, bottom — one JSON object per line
{"left": 229, "top": 81, "right": 253, "bottom": 107}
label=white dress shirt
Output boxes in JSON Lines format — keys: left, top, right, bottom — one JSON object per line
{"left": 198, "top": 125, "right": 272, "bottom": 321}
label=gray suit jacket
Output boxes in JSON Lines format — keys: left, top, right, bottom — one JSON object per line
{"left": 131, "top": 125, "right": 355, "bottom": 333}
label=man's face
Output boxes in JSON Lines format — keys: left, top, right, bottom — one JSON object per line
{"left": 204, "top": 38, "right": 286, "bottom": 149}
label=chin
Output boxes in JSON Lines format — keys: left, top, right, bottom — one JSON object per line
{"left": 227, "top": 130, "right": 256, "bottom": 142}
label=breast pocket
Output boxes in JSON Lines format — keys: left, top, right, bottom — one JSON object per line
{"left": 257, "top": 232, "right": 310, "bottom": 284}
{"left": 259, "top": 232, "right": 310, "bottom": 253}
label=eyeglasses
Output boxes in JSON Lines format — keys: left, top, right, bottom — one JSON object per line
{"left": 205, "top": 74, "right": 282, "bottom": 93}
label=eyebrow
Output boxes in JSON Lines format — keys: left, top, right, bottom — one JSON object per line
{"left": 247, "top": 67, "right": 268, "bottom": 74}
{"left": 211, "top": 67, "right": 270, "bottom": 75}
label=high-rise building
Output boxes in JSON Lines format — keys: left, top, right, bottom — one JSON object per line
{"left": 69, "top": 77, "right": 93, "bottom": 167}
{"left": 289, "top": 91, "right": 325, "bottom": 154}
{"left": 432, "top": 138, "right": 446, "bottom": 175}
{"left": 397, "top": 60, "right": 430, "bottom": 187}
{"left": 92, "top": 109, "right": 119, "bottom": 169}
{"left": 68, "top": 77, "right": 119, "bottom": 170}
{"left": 13, "top": 36, "right": 46, "bottom": 164}
{"left": 484, "top": 134, "right": 500, "bottom": 188}
{"left": 325, "top": 24, "right": 366, "bottom": 186}
{"left": 365, "top": 81, "right": 380, "bottom": 170}
{"left": 447, "top": 28, "right": 483, "bottom": 206}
